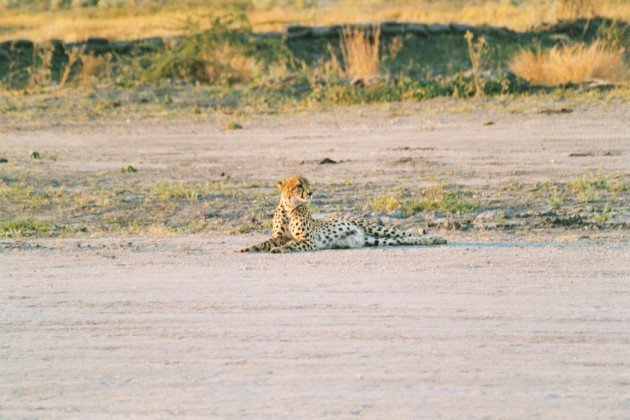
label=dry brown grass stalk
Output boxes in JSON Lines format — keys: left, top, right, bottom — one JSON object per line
{"left": 338, "top": 26, "right": 381, "bottom": 84}
{"left": 509, "top": 41, "right": 626, "bottom": 86}
{"left": 59, "top": 50, "right": 82, "bottom": 88}
{"left": 464, "top": 30, "right": 489, "bottom": 97}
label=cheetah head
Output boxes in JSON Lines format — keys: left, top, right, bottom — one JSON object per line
{"left": 277, "top": 176, "right": 313, "bottom": 211}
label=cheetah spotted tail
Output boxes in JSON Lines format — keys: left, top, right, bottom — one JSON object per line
{"left": 363, "top": 235, "right": 446, "bottom": 247}
{"left": 349, "top": 218, "right": 426, "bottom": 238}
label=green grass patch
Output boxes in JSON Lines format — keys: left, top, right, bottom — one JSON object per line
{"left": 0, "top": 219, "right": 59, "bottom": 236}
{"left": 593, "top": 203, "right": 612, "bottom": 223}
{"left": 369, "top": 183, "right": 480, "bottom": 215}
{"left": 152, "top": 182, "right": 218, "bottom": 201}
{"left": 568, "top": 172, "right": 627, "bottom": 203}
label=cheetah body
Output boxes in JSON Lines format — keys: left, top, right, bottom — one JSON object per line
{"left": 240, "top": 176, "right": 446, "bottom": 254}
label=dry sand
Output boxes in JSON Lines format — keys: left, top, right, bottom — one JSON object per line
{"left": 1, "top": 101, "right": 629, "bottom": 417}
{"left": 2, "top": 238, "right": 629, "bottom": 417}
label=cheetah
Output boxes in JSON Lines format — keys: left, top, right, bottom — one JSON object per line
{"left": 240, "top": 176, "right": 446, "bottom": 253}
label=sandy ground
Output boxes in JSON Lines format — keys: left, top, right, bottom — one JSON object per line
{"left": 1, "top": 101, "right": 629, "bottom": 417}
{"left": 1, "top": 237, "right": 629, "bottom": 417}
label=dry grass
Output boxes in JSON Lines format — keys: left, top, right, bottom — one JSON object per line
{"left": 509, "top": 41, "right": 627, "bottom": 86}
{"left": 59, "top": 49, "right": 81, "bottom": 88}
{"left": 79, "top": 53, "right": 109, "bottom": 84}
{"left": 58, "top": 50, "right": 110, "bottom": 88}
{"left": 204, "top": 47, "right": 263, "bottom": 84}
{"left": 557, "top": 0, "right": 596, "bottom": 20}
{"left": 337, "top": 26, "right": 381, "bottom": 83}
{"left": 1, "top": 1, "right": 629, "bottom": 42}
{"left": 464, "top": 31, "right": 489, "bottom": 97}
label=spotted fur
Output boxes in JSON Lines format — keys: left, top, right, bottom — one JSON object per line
{"left": 240, "top": 176, "right": 446, "bottom": 253}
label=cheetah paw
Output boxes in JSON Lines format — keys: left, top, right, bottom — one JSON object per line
{"left": 270, "top": 247, "right": 284, "bottom": 254}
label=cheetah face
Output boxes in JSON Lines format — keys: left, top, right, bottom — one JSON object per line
{"left": 277, "top": 176, "right": 313, "bottom": 210}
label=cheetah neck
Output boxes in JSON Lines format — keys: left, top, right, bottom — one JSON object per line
{"left": 290, "top": 203, "right": 310, "bottom": 217}
{"left": 280, "top": 198, "right": 311, "bottom": 220}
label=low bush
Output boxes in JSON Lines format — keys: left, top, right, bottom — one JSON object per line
{"left": 143, "top": 11, "right": 290, "bottom": 85}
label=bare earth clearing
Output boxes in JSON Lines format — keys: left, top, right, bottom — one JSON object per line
{"left": 1, "top": 101, "right": 629, "bottom": 417}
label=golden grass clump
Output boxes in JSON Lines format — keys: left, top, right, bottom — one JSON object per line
{"left": 193, "top": 47, "right": 262, "bottom": 84}
{"left": 509, "top": 41, "right": 627, "bottom": 86}
{"left": 58, "top": 50, "right": 110, "bottom": 88}
{"left": 80, "top": 53, "right": 108, "bottom": 80}
{"left": 338, "top": 26, "right": 381, "bottom": 84}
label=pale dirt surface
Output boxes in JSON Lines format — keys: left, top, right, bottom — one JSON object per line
{"left": 3, "top": 100, "right": 629, "bottom": 188}
{"left": 1, "top": 237, "right": 629, "bottom": 417}
{"left": 1, "top": 100, "right": 629, "bottom": 417}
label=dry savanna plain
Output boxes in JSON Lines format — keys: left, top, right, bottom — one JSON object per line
{"left": 1, "top": 97, "right": 629, "bottom": 417}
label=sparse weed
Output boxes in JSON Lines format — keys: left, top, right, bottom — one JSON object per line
{"left": 593, "top": 203, "right": 612, "bottom": 223}
{"left": 152, "top": 182, "right": 216, "bottom": 202}
{"left": 464, "top": 31, "right": 489, "bottom": 97}
{"left": 568, "top": 172, "right": 624, "bottom": 203}
{"left": 548, "top": 186, "right": 563, "bottom": 207}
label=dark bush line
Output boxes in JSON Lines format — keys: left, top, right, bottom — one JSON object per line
{"left": 0, "top": 17, "right": 625, "bottom": 60}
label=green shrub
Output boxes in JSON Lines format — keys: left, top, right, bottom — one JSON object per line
{"left": 71, "top": 0, "right": 98, "bottom": 7}
{"left": 144, "top": 10, "right": 290, "bottom": 85}
{"left": 0, "top": 0, "right": 23, "bottom": 8}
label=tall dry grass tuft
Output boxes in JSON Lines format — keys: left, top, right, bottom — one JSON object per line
{"left": 509, "top": 41, "right": 626, "bottom": 86}
{"left": 338, "top": 26, "right": 381, "bottom": 84}
{"left": 200, "top": 51, "right": 262, "bottom": 84}
{"left": 59, "top": 51, "right": 110, "bottom": 88}
{"left": 80, "top": 53, "right": 109, "bottom": 83}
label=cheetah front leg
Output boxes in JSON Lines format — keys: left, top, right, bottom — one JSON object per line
{"left": 240, "top": 207, "right": 290, "bottom": 252}
{"left": 270, "top": 238, "right": 317, "bottom": 253}
{"left": 240, "top": 235, "right": 289, "bottom": 253}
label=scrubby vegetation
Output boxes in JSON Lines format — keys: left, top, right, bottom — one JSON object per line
{"left": 1, "top": 8, "right": 627, "bottom": 117}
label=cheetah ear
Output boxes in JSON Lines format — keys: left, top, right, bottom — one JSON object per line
{"left": 276, "top": 181, "right": 283, "bottom": 190}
